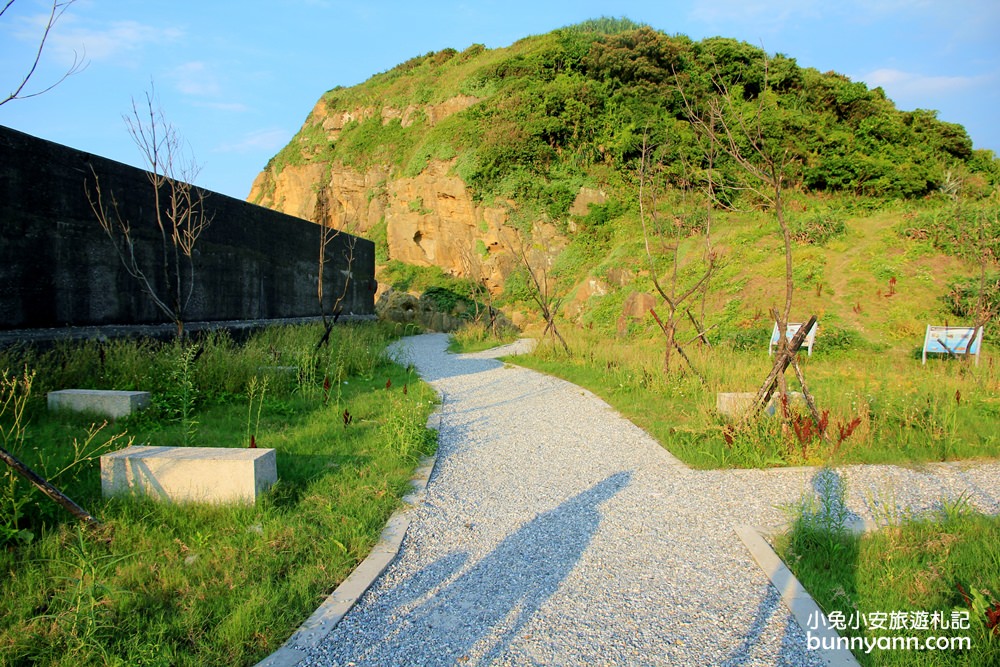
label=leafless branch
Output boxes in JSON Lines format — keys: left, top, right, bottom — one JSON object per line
{"left": 87, "top": 85, "right": 212, "bottom": 338}
{"left": 638, "top": 130, "right": 714, "bottom": 375}
{"left": 316, "top": 208, "right": 358, "bottom": 347}
{"left": 675, "top": 55, "right": 796, "bottom": 362}
{"left": 504, "top": 228, "right": 570, "bottom": 354}
{"left": 1, "top": 0, "right": 86, "bottom": 106}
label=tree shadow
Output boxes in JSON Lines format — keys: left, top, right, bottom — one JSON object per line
{"left": 345, "top": 471, "right": 632, "bottom": 665}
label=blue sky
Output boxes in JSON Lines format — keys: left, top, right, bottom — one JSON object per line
{"left": 2, "top": 0, "right": 998, "bottom": 201}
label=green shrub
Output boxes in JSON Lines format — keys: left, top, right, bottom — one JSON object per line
{"left": 789, "top": 208, "right": 848, "bottom": 245}
{"left": 942, "top": 272, "right": 1000, "bottom": 343}
{"left": 901, "top": 204, "right": 1000, "bottom": 259}
{"left": 421, "top": 286, "right": 473, "bottom": 316}
{"left": 724, "top": 326, "right": 770, "bottom": 352}
{"left": 817, "top": 324, "right": 862, "bottom": 353}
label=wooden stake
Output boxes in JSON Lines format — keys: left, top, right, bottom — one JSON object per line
{"left": 0, "top": 445, "right": 101, "bottom": 529}
{"left": 743, "top": 314, "right": 818, "bottom": 423}
{"left": 790, "top": 357, "right": 829, "bottom": 443}
{"left": 685, "top": 308, "right": 712, "bottom": 348}
{"left": 650, "top": 308, "right": 706, "bottom": 384}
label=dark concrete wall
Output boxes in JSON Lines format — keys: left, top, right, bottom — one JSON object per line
{"left": 0, "top": 125, "right": 375, "bottom": 330}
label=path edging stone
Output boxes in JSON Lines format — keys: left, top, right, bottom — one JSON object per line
{"left": 254, "top": 412, "right": 442, "bottom": 667}
{"left": 736, "top": 524, "right": 861, "bottom": 667}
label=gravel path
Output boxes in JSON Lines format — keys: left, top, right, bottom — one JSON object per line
{"left": 301, "top": 333, "right": 1000, "bottom": 667}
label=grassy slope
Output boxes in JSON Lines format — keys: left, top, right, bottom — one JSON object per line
{"left": 559, "top": 199, "right": 982, "bottom": 350}
{"left": 499, "top": 199, "right": 999, "bottom": 469}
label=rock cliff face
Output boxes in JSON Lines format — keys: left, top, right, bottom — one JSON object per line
{"left": 248, "top": 96, "right": 583, "bottom": 294}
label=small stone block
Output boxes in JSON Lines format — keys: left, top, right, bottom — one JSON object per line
{"left": 101, "top": 446, "right": 277, "bottom": 504}
{"left": 716, "top": 392, "right": 756, "bottom": 419}
{"left": 717, "top": 391, "right": 805, "bottom": 419}
{"left": 48, "top": 389, "right": 150, "bottom": 419}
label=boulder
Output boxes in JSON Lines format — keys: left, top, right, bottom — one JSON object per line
{"left": 375, "top": 289, "right": 419, "bottom": 324}
{"left": 617, "top": 291, "right": 658, "bottom": 335}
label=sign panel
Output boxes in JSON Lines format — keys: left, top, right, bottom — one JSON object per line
{"left": 922, "top": 325, "right": 984, "bottom": 365}
{"left": 769, "top": 321, "right": 818, "bottom": 356}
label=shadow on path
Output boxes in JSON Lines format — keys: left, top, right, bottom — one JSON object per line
{"left": 389, "top": 334, "right": 505, "bottom": 383}
{"left": 720, "top": 586, "right": 805, "bottom": 667}
{"left": 349, "top": 471, "right": 632, "bottom": 666}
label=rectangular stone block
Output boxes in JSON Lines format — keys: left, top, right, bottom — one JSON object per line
{"left": 101, "top": 446, "right": 277, "bottom": 504}
{"left": 48, "top": 389, "right": 150, "bottom": 419}
{"left": 716, "top": 392, "right": 756, "bottom": 419}
{"left": 716, "top": 391, "right": 805, "bottom": 419}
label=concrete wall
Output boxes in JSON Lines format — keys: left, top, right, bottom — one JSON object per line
{"left": 0, "top": 125, "right": 376, "bottom": 330}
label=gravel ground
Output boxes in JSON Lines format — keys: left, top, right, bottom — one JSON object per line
{"left": 300, "top": 333, "right": 1000, "bottom": 667}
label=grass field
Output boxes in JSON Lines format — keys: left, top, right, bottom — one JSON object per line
{"left": 773, "top": 484, "right": 1000, "bottom": 666}
{"left": 502, "top": 327, "right": 998, "bottom": 469}
{"left": 0, "top": 323, "right": 437, "bottom": 666}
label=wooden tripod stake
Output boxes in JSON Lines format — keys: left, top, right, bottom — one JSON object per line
{"left": 742, "top": 314, "right": 826, "bottom": 441}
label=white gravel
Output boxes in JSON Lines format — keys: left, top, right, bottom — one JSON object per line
{"left": 298, "top": 333, "right": 1000, "bottom": 667}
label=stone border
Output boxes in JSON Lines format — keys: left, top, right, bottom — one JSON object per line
{"left": 254, "top": 410, "right": 442, "bottom": 667}
{"left": 736, "top": 524, "right": 860, "bottom": 667}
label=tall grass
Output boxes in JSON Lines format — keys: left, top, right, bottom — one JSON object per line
{"left": 448, "top": 320, "right": 520, "bottom": 353}
{"left": 0, "top": 322, "right": 438, "bottom": 666}
{"left": 774, "top": 482, "right": 1000, "bottom": 666}
{"left": 509, "top": 327, "right": 1000, "bottom": 468}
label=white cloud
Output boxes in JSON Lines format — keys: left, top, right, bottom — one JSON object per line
{"left": 170, "top": 61, "right": 221, "bottom": 97}
{"left": 860, "top": 68, "right": 990, "bottom": 98}
{"left": 214, "top": 128, "right": 290, "bottom": 154}
{"left": 41, "top": 17, "right": 182, "bottom": 65}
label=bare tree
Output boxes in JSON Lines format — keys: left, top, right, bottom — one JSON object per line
{"left": 1, "top": 0, "right": 85, "bottom": 106}
{"left": 677, "top": 55, "right": 829, "bottom": 436}
{"left": 637, "top": 131, "right": 715, "bottom": 376}
{"left": 458, "top": 239, "right": 501, "bottom": 338}
{"left": 678, "top": 58, "right": 797, "bottom": 353}
{"left": 87, "top": 86, "right": 212, "bottom": 338}
{"left": 505, "top": 229, "right": 570, "bottom": 354}
{"left": 315, "top": 206, "right": 358, "bottom": 348}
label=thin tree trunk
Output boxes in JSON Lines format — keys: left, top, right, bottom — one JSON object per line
{"left": 0, "top": 445, "right": 101, "bottom": 528}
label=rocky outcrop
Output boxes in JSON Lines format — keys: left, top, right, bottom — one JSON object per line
{"left": 375, "top": 287, "right": 514, "bottom": 333}
{"left": 249, "top": 96, "right": 610, "bottom": 294}
{"left": 375, "top": 289, "right": 468, "bottom": 332}
{"left": 617, "top": 292, "right": 658, "bottom": 335}
{"left": 250, "top": 156, "right": 573, "bottom": 294}
{"left": 381, "top": 160, "right": 511, "bottom": 286}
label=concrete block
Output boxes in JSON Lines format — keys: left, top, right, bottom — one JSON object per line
{"left": 48, "top": 389, "right": 150, "bottom": 419}
{"left": 101, "top": 445, "right": 277, "bottom": 504}
{"left": 716, "top": 391, "right": 805, "bottom": 419}
{"left": 716, "top": 392, "right": 756, "bottom": 419}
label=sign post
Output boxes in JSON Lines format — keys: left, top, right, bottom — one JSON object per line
{"left": 922, "top": 325, "right": 984, "bottom": 366}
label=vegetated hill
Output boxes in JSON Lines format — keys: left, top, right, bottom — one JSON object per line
{"left": 251, "top": 17, "right": 1000, "bottom": 350}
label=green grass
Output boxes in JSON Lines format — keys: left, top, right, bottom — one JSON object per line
{"left": 0, "top": 323, "right": 438, "bottom": 666}
{"left": 773, "top": 497, "right": 1000, "bottom": 665}
{"left": 506, "top": 328, "right": 1000, "bottom": 469}
{"left": 447, "top": 320, "right": 521, "bottom": 353}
